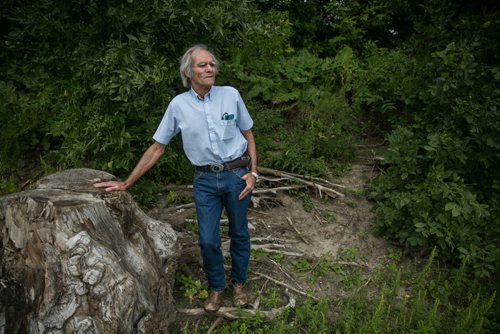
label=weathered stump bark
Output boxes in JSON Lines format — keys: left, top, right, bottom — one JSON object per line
{"left": 0, "top": 169, "right": 179, "bottom": 333}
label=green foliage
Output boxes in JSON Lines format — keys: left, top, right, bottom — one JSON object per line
{"left": 335, "top": 250, "right": 497, "bottom": 333}
{"left": 323, "top": 0, "right": 414, "bottom": 53}
{"left": 210, "top": 299, "right": 329, "bottom": 334}
{"left": 227, "top": 47, "right": 361, "bottom": 176}
{"left": 128, "top": 179, "right": 164, "bottom": 208}
{"left": 371, "top": 126, "right": 496, "bottom": 277}
{"left": 369, "top": 35, "right": 500, "bottom": 277}
{"left": 291, "top": 252, "right": 357, "bottom": 285}
{"left": 291, "top": 258, "right": 311, "bottom": 273}
{"left": 300, "top": 193, "right": 314, "bottom": 213}
{"left": 165, "top": 190, "right": 178, "bottom": 204}
{"left": 322, "top": 211, "right": 338, "bottom": 224}
{"left": 350, "top": 44, "right": 415, "bottom": 132}
{"left": 2, "top": 1, "right": 498, "bottom": 321}
{"left": 1, "top": 0, "right": 362, "bottom": 187}
{"left": 176, "top": 251, "right": 495, "bottom": 334}
{"left": 0, "top": 0, "right": 290, "bottom": 183}
{"left": 310, "top": 254, "right": 335, "bottom": 284}
{"left": 294, "top": 299, "right": 330, "bottom": 333}
{"left": 185, "top": 217, "right": 199, "bottom": 235}
{"left": 387, "top": 247, "right": 403, "bottom": 262}
{"left": 175, "top": 271, "right": 208, "bottom": 305}
{"left": 0, "top": 177, "right": 18, "bottom": 196}
{"left": 260, "top": 287, "right": 281, "bottom": 308}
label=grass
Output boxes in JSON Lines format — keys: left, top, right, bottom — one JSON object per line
{"left": 176, "top": 248, "right": 498, "bottom": 333}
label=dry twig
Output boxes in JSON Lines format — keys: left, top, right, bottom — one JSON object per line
{"left": 254, "top": 272, "right": 318, "bottom": 300}
{"left": 222, "top": 236, "right": 303, "bottom": 258}
{"left": 255, "top": 248, "right": 303, "bottom": 257}
{"left": 165, "top": 202, "right": 195, "bottom": 212}
{"left": 252, "top": 185, "right": 305, "bottom": 194}
{"left": 256, "top": 257, "right": 304, "bottom": 291}
{"left": 207, "top": 317, "right": 224, "bottom": 333}
{"left": 286, "top": 217, "right": 310, "bottom": 245}
{"left": 258, "top": 167, "right": 345, "bottom": 198}
{"left": 258, "top": 219, "right": 273, "bottom": 235}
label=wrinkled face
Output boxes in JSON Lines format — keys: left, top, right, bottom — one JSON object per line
{"left": 189, "top": 49, "right": 216, "bottom": 94}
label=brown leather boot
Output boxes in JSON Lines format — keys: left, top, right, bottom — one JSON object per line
{"left": 232, "top": 283, "right": 248, "bottom": 307}
{"left": 204, "top": 291, "right": 223, "bottom": 312}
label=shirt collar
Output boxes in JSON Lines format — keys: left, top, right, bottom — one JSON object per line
{"left": 190, "top": 87, "right": 213, "bottom": 101}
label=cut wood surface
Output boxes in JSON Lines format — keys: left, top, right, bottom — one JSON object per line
{"left": 0, "top": 168, "right": 180, "bottom": 333}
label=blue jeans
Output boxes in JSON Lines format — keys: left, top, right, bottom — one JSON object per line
{"left": 193, "top": 167, "right": 252, "bottom": 292}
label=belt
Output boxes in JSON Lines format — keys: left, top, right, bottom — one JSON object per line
{"left": 195, "top": 156, "right": 250, "bottom": 172}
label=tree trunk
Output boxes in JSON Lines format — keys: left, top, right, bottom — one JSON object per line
{"left": 0, "top": 168, "right": 179, "bottom": 333}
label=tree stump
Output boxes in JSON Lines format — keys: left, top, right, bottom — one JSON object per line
{"left": 0, "top": 169, "right": 179, "bottom": 333}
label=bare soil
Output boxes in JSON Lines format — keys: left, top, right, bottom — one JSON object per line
{"left": 147, "top": 148, "right": 391, "bottom": 329}
{"left": 0, "top": 148, "right": 389, "bottom": 332}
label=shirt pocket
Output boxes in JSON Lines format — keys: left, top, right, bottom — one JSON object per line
{"left": 220, "top": 119, "right": 236, "bottom": 140}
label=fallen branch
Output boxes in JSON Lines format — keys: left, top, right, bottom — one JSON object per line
{"left": 185, "top": 218, "right": 253, "bottom": 224}
{"left": 252, "top": 185, "right": 304, "bottom": 194}
{"left": 258, "top": 167, "right": 345, "bottom": 198}
{"left": 268, "top": 168, "right": 349, "bottom": 190}
{"left": 314, "top": 214, "right": 326, "bottom": 224}
{"left": 254, "top": 248, "right": 304, "bottom": 257}
{"left": 251, "top": 195, "right": 283, "bottom": 209}
{"left": 165, "top": 202, "right": 195, "bottom": 212}
{"left": 254, "top": 272, "right": 318, "bottom": 300}
{"left": 185, "top": 218, "right": 256, "bottom": 230}
{"left": 177, "top": 290, "right": 296, "bottom": 322}
{"left": 248, "top": 208, "right": 271, "bottom": 215}
{"left": 258, "top": 166, "right": 348, "bottom": 189}
{"left": 258, "top": 176, "right": 294, "bottom": 183}
{"left": 222, "top": 236, "right": 303, "bottom": 258}
{"left": 207, "top": 317, "right": 224, "bottom": 333}
{"left": 357, "top": 277, "right": 372, "bottom": 293}
{"left": 255, "top": 257, "right": 304, "bottom": 291}
{"left": 286, "top": 217, "right": 309, "bottom": 245}
{"left": 250, "top": 236, "right": 287, "bottom": 244}
{"left": 252, "top": 242, "right": 285, "bottom": 249}
{"left": 315, "top": 183, "right": 344, "bottom": 199}
{"left": 257, "top": 219, "right": 273, "bottom": 235}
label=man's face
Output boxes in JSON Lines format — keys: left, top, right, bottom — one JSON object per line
{"left": 189, "top": 49, "right": 216, "bottom": 93}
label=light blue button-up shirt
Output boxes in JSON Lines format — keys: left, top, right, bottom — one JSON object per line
{"left": 153, "top": 85, "right": 254, "bottom": 166}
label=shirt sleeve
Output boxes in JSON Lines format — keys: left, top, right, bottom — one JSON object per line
{"left": 153, "top": 103, "right": 179, "bottom": 145}
{"left": 235, "top": 90, "right": 253, "bottom": 131}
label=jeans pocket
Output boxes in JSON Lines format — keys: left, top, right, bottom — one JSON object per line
{"left": 230, "top": 167, "right": 248, "bottom": 179}
{"left": 194, "top": 170, "right": 205, "bottom": 181}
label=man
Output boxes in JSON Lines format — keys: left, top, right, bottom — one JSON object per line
{"left": 94, "top": 44, "right": 258, "bottom": 313}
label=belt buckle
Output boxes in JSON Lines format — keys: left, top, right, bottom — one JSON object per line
{"left": 209, "top": 163, "right": 224, "bottom": 172}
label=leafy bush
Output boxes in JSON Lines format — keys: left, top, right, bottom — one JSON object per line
{"left": 225, "top": 47, "right": 362, "bottom": 176}
{"left": 0, "top": 0, "right": 295, "bottom": 184}
{"left": 370, "top": 38, "right": 500, "bottom": 277}
{"left": 370, "top": 127, "right": 495, "bottom": 276}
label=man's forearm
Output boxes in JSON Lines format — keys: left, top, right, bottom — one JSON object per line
{"left": 124, "top": 141, "right": 165, "bottom": 188}
{"left": 241, "top": 130, "right": 257, "bottom": 173}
